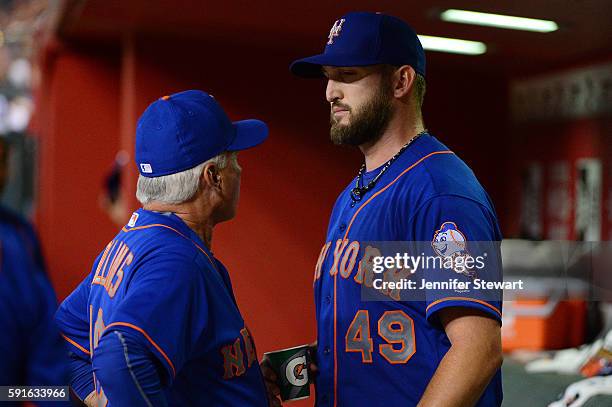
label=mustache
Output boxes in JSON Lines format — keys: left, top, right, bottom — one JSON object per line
{"left": 331, "top": 101, "right": 351, "bottom": 111}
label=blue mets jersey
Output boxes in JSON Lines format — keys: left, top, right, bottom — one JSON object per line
{"left": 0, "top": 206, "right": 68, "bottom": 405}
{"left": 55, "top": 209, "right": 268, "bottom": 406}
{"left": 313, "top": 134, "right": 503, "bottom": 406}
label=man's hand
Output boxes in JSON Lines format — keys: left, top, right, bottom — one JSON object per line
{"left": 260, "top": 342, "right": 318, "bottom": 407}
{"left": 260, "top": 355, "right": 282, "bottom": 407}
{"left": 83, "top": 390, "right": 97, "bottom": 407}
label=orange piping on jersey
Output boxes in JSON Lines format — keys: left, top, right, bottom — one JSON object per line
{"left": 333, "top": 269, "right": 338, "bottom": 407}
{"left": 121, "top": 223, "right": 217, "bottom": 271}
{"left": 89, "top": 305, "right": 93, "bottom": 354}
{"left": 105, "top": 322, "right": 176, "bottom": 377}
{"left": 342, "top": 150, "right": 454, "bottom": 241}
{"left": 426, "top": 297, "right": 502, "bottom": 318}
{"left": 61, "top": 334, "right": 91, "bottom": 355}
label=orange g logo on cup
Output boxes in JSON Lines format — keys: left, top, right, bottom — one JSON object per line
{"left": 286, "top": 355, "right": 308, "bottom": 387}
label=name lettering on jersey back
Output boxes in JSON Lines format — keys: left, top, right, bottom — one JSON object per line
{"left": 220, "top": 326, "right": 257, "bottom": 380}
{"left": 314, "top": 239, "right": 409, "bottom": 301}
{"left": 92, "top": 239, "right": 134, "bottom": 298}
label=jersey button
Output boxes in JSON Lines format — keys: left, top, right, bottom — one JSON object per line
{"left": 325, "top": 295, "right": 331, "bottom": 304}
{"left": 320, "top": 394, "right": 328, "bottom": 403}
{"left": 323, "top": 346, "right": 330, "bottom": 355}
{"left": 338, "top": 223, "right": 346, "bottom": 232}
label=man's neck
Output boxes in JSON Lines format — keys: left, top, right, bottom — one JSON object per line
{"left": 144, "top": 202, "right": 215, "bottom": 249}
{"left": 360, "top": 119, "right": 425, "bottom": 171}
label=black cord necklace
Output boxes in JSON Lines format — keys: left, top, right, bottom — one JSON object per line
{"left": 350, "top": 130, "right": 427, "bottom": 204}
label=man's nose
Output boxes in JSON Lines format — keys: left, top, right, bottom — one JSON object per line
{"left": 326, "top": 80, "right": 343, "bottom": 103}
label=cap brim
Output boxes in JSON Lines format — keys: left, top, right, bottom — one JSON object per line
{"left": 290, "top": 53, "right": 382, "bottom": 78}
{"left": 228, "top": 119, "right": 268, "bottom": 151}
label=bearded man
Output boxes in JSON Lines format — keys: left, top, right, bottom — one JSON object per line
{"left": 263, "top": 11, "right": 504, "bottom": 407}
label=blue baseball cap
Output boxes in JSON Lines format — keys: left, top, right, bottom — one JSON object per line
{"left": 290, "top": 11, "right": 425, "bottom": 78}
{"left": 135, "top": 90, "right": 268, "bottom": 177}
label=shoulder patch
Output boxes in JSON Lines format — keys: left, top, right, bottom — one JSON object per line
{"left": 432, "top": 222, "right": 475, "bottom": 277}
{"left": 432, "top": 222, "right": 466, "bottom": 256}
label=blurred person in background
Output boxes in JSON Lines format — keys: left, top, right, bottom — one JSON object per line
{"left": 0, "top": 136, "right": 68, "bottom": 404}
{"left": 98, "top": 151, "right": 130, "bottom": 227}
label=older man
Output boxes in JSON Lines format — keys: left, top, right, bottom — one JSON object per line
{"left": 55, "top": 90, "right": 269, "bottom": 406}
{"left": 269, "top": 11, "right": 503, "bottom": 407}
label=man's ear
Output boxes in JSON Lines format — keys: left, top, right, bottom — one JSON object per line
{"left": 202, "top": 163, "right": 221, "bottom": 188}
{"left": 394, "top": 65, "right": 416, "bottom": 99}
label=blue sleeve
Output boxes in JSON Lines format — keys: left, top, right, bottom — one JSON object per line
{"left": 8, "top": 215, "right": 69, "bottom": 388}
{"left": 55, "top": 273, "right": 94, "bottom": 400}
{"left": 56, "top": 273, "right": 94, "bottom": 358}
{"left": 0, "top": 218, "right": 69, "bottom": 405}
{"left": 25, "top": 271, "right": 70, "bottom": 388}
{"left": 68, "top": 352, "right": 95, "bottom": 401}
{"left": 410, "top": 195, "right": 503, "bottom": 324}
{"left": 104, "top": 254, "right": 208, "bottom": 383}
{"left": 93, "top": 329, "right": 167, "bottom": 406}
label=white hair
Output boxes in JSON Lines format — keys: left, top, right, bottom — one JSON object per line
{"left": 136, "top": 153, "right": 230, "bottom": 205}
